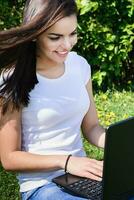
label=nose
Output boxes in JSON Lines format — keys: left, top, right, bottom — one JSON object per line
{"left": 62, "top": 37, "right": 72, "bottom": 50}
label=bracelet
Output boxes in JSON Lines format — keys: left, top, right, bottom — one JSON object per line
{"left": 65, "top": 154, "right": 72, "bottom": 173}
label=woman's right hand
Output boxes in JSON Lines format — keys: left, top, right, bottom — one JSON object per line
{"left": 66, "top": 156, "right": 103, "bottom": 181}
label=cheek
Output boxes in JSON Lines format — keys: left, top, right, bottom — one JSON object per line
{"left": 44, "top": 41, "right": 60, "bottom": 52}
{"left": 72, "top": 36, "right": 78, "bottom": 46}
{"left": 39, "top": 43, "right": 54, "bottom": 55}
{"left": 37, "top": 37, "right": 55, "bottom": 52}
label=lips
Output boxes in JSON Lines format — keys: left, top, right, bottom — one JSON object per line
{"left": 55, "top": 51, "right": 68, "bottom": 57}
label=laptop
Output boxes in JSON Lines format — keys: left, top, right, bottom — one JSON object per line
{"left": 52, "top": 117, "right": 134, "bottom": 200}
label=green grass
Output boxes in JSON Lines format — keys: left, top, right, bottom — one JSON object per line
{"left": 95, "top": 90, "right": 134, "bottom": 125}
{"left": 0, "top": 90, "right": 134, "bottom": 200}
{"left": 0, "top": 165, "right": 20, "bottom": 200}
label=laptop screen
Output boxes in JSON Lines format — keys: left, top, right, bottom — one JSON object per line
{"left": 103, "top": 117, "right": 134, "bottom": 200}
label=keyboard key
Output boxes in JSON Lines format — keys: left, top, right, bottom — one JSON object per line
{"left": 67, "top": 178, "right": 102, "bottom": 199}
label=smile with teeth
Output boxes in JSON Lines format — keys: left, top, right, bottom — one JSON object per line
{"left": 56, "top": 51, "right": 68, "bottom": 56}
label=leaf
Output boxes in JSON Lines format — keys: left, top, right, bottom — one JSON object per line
{"left": 79, "top": 1, "right": 99, "bottom": 15}
{"left": 92, "top": 71, "right": 106, "bottom": 86}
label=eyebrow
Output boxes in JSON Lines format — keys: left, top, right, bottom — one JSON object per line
{"left": 48, "top": 28, "right": 77, "bottom": 37}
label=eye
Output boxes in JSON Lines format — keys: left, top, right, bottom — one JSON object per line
{"left": 48, "top": 36, "right": 60, "bottom": 41}
{"left": 70, "top": 31, "right": 77, "bottom": 36}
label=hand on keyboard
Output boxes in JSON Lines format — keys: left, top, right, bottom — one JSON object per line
{"left": 66, "top": 156, "right": 103, "bottom": 181}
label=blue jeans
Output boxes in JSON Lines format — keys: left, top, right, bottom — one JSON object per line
{"left": 21, "top": 182, "right": 89, "bottom": 200}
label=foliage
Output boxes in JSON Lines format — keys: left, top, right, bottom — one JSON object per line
{"left": 0, "top": 165, "right": 20, "bottom": 200}
{"left": 0, "top": 0, "right": 24, "bottom": 30}
{"left": 76, "top": 0, "right": 134, "bottom": 90}
{"left": 95, "top": 90, "right": 134, "bottom": 126}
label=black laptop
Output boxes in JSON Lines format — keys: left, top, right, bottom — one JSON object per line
{"left": 53, "top": 117, "right": 134, "bottom": 200}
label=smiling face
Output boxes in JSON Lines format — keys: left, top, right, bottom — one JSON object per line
{"left": 36, "top": 15, "right": 77, "bottom": 67}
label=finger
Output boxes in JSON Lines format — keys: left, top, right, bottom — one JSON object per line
{"left": 90, "top": 159, "right": 104, "bottom": 167}
{"left": 87, "top": 167, "right": 103, "bottom": 178}
{"left": 86, "top": 161, "right": 103, "bottom": 177}
{"left": 88, "top": 161, "right": 103, "bottom": 172}
{"left": 83, "top": 171, "right": 102, "bottom": 181}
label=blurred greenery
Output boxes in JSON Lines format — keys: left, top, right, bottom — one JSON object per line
{"left": 76, "top": 0, "right": 134, "bottom": 90}
{"left": 0, "top": 0, "right": 24, "bottom": 29}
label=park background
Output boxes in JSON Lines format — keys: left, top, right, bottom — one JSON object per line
{"left": 0, "top": 0, "right": 134, "bottom": 199}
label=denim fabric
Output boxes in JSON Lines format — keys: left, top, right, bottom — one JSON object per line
{"left": 21, "top": 183, "right": 89, "bottom": 200}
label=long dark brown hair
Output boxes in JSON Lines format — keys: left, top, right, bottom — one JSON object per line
{"left": 0, "top": 0, "right": 77, "bottom": 114}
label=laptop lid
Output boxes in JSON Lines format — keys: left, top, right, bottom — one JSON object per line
{"left": 103, "top": 117, "right": 134, "bottom": 200}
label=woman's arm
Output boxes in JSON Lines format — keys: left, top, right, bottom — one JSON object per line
{"left": 81, "top": 79, "right": 106, "bottom": 148}
{"left": 66, "top": 79, "right": 105, "bottom": 181}
{"left": 0, "top": 107, "right": 67, "bottom": 172}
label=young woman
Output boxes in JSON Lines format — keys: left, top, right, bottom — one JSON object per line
{"left": 0, "top": 0, "right": 105, "bottom": 199}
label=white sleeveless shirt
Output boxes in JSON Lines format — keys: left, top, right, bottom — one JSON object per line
{"left": 0, "top": 52, "right": 91, "bottom": 192}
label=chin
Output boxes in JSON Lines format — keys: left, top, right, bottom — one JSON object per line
{"left": 52, "top": 57, "right": 66, "bottom": 64}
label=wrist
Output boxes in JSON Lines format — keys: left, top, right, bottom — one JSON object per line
{"left": 56, "top": 155, "right": 68, "bottom": 169}
{"left": 64, "top": 154, "right": 72, "bottom": 173}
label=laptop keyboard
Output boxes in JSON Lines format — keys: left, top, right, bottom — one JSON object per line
{"left": 67, "top": 178, "right": 103, "bottom": 200}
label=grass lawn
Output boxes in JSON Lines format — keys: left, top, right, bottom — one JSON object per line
{"left": 0, "top": 90, "right": 134, "bottom": 200}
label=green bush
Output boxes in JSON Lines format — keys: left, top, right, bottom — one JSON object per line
{"left": 0, "top": 0, "right": 24, "bottom": 30}
{"left": 76, "top": 0, "right": 134, "bottom": 90}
